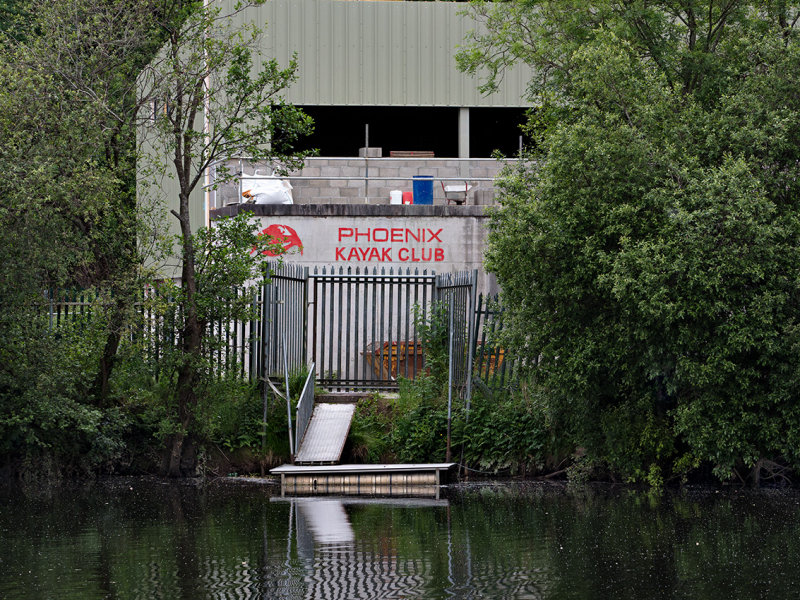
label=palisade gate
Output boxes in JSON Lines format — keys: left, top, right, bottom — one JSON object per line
{"left": 260, "top": 262, "right": 477, "bottom": 394}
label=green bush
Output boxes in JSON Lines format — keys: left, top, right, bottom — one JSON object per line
{"left": 195, "top": 367, "right": 309, "bottom": 460}
{"left": 347, "top": 393, "right": 395, "bottom": 463}
{"left": 388, "top": 376, "right": 556, "bottom": 473}
{"left": 393, "top": 400, "right": 449, "bottom": 464}
{"left": 458, "top": 388, "right": 549, "bottom": 475}
{"left": 414, "top": 301, "right": 451, "bottom": 393}
{"left": 0, "top": 313, "right": 144, "bottom": 478}
{"left": 196, "top": 376, "right": 264, "bottom": 452}
{"left": 464, "top": 0, "right": 800, "bottom": 486}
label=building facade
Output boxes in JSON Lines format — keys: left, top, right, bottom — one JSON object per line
{"left": 151, "top": 0, "right": 532, "bottom": 290}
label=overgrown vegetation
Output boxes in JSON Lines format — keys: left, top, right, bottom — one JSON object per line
{"left": 5, "top": 0, "right": 800, "bottom": 488}
{"left": 458, "top": 1, "right": 800, "bottom": 486}
{"left": 346, "top": 305, "right": 558, "bottom": 476}
{"left": 138, "top": 0, "right": 312, "bottom": 476}
{"left": 0, "top": 0, "right": 310, "bottom": 479}
{"left": 345, "top": 379, "right": 558, "bottom": 477}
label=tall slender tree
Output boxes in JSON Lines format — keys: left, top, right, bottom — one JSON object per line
{"left": 137, "top": 0, "right": 311, "bottom": 475}
{"left": 0, "top": 0, "right": 168, "bottom": 474}
{"left": 0, "top": 0, "right": 311, "bottom": 476}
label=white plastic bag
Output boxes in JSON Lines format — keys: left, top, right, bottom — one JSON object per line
{"left": 241, "top": 174, "right": 293, "bottom": 205}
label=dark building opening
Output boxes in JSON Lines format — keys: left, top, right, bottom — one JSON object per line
{"left": 292, "top": 105, "right": 529, "bottom": 158}
{"left": 469, "top": 107, "right": 528, "bottom": 158}
{"left": 296, "top": 106, "right": 458, "bottom": 157}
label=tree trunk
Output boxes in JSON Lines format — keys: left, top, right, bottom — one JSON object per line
{"left": 166, "top": 190, "right": 202, "bottom": 477}
{"left": 167, "top": 355, "right": 199, "bottom": 477}
{"left": 93, "top": 300, "right": 124, "bottom": 404}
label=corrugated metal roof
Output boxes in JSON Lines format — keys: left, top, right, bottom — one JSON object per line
{"left": 232, "top": 0, "right": 533, "bottom": 107}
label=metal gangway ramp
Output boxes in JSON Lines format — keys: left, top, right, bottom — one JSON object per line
{"left": 290, "top": 363, "right": 356, "bottom": 465}
{"left": 295, "top": 403, "right": 356, "bottom": 464}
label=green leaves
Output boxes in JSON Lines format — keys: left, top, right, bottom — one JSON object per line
{"left": 470, "top": 1, "right": 800, "bottom": 483}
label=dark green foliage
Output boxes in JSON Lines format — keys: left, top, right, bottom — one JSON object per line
{"left": 195, "top": 375, "right": 288, "bottom": 461}
{"left": 393, "top": 378, "right": 450, "bottom": 464}
{"left": 0, "top": 310, "right": 156, "bottom": 478}
{"left": 460, "top": 388, "right": 549, "bottom": 475}
{"left": 347, "top": 377, "right": 555, "bottom": 474}
{"left": 348, "top": 394, "right": 394, "bottom": 463}
{"left": 348, "top": 378, "right": 450, "bottom": 465}
{"left": 0, "top": 0, "right": 311, "bottom": 477}
{"left": 0, "top": 0, "right": 170, "bottom": 476}
{"left": 414, "top": 302, "right": 451, "bottom": 390}
{"left": 0, "top": 215, "right": 289, "bottom": 478}
{"left": 460, "top": 1, "right": 800, "bottom": 484}
{"left": 353, "top": 305, "right": 554, "bottom": 472}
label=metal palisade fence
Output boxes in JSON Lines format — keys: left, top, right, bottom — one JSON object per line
{"left": 262, "top": 264, "right": 513, "bottom": 392}
{"left": 45, "top": 268, "right": 514, "bottom": 391}
{"left": 309, "top": 265, "right": 438, "bottom": 390}
{"left": 434, "top": 270, "right": 478, "bottom": 400}
{"left": 472, "top": 294, "right": 516, "bottom": 389}
{"left": 260, "top": 262, "right": 309, "bottom": 377}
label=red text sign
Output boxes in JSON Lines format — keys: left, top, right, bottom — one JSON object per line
{"left": 335, "top": 227, "right": 445, "bottom": 263}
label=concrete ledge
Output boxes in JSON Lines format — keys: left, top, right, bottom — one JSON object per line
{"left": 316, "top": 392, "right": 373, "bottom": 403}
{"left": 301, "top": 157, "right": 514, "bottom": 164}
{"left": 212, "top": 204, "right": 491, "bottom": 219}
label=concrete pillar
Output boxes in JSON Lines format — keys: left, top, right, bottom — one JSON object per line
{"left": 458, "top": 107, "right": 470, "bottom": 159}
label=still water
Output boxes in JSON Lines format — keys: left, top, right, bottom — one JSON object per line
{"left": 1, "top": 478, "right": 799, "bottom": 599}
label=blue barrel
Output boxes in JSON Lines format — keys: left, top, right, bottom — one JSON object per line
{"left": 412, "top": 175, "right": 434, "bottom": 205}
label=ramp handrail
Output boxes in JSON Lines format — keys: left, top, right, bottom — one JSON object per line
{"left": 294, "top": 362, "right": 316, "bottom": 455}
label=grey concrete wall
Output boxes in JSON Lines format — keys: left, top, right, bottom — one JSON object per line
{"left": 215, "top": 157, "right": 510, "bottom": 207}
{"left": 212, "top": 203, "right": 498, "bottom": 296}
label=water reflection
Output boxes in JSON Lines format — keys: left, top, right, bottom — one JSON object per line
{"left": 2, "top": 481, "right": 800, "bottom": 599}
{"left": 279, "top": 497, "right": 446, "bottom": 599}
{"left": 291, "top": 498, "right": 356, "bottom": 546}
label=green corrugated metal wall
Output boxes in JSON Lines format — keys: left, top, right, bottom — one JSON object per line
{"left": 139, "top": 136, "right": 206, "bottom": 279}
{"left": 238, "top": 0, "right": 533, "bottom": 107}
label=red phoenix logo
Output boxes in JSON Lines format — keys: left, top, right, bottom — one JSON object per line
{"left": 259, "top": 224, "right": 304, "bottom": 257}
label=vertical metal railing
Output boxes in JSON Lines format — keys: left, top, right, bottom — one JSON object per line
{"left": 310, "top": 266, "right": 438, "bottom": 390}
{"left": 472, "top": 293, "right": 515, "bottom": 389}
{"left": 43, "top": 269, "right": 511, "bottom": 393}
{"left": 261, "top": 262, "right": 309, "bottom": 377}
{"left": 43, "top": 286, "right": 266, "bottom": 380}
{"left": 294, "top": 362, "right": 316, "bottom": 455}
{"left": 435, "top": 270, "right": 477, "bottom": 391}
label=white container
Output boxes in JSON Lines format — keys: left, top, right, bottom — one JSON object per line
{"left": 389, "top": 190, "right": 402, "bottom": 205}
{"left": 241, "top": 171, "right": 294, "bottom": 205}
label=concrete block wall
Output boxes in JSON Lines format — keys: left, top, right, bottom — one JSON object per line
{"left": 215, "top": 157, "right": 510, "bottom": 207}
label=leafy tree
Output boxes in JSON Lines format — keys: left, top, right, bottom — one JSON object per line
{"left": 0, "top": 0, "right": 310, "bottom": 477}
{"left": 0, "top": 0, "right": 173, "bottom": 413}
{"left": 137, "top": 0, "right": 312, "bottom": 475}
{"left": 0, "top": 0, "right": 185, "bottom": 477}
{"left": 459, "top": 1, "right": 800, "bottom": 484}
{"left": 0, "top": 0, "right": 29, "bottom": 41}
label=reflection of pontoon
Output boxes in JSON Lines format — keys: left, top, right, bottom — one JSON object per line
{"left": 273, "top": 497, "right": 449, "bottom": 545}
{"left": 272, "top": 496, "right": 450, "bottom": 600}
{"left": 293, "top": 498, "right": 355, "bottom": 545}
